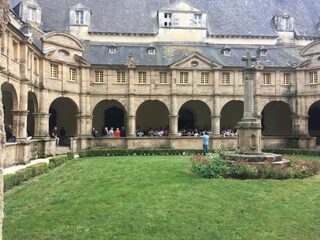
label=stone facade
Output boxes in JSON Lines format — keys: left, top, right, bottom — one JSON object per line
{"left": 0, "top": 0, "right": 10, "bottom": 238}
{"left": 0, "top": 0, "right": 320, "bottom": 168}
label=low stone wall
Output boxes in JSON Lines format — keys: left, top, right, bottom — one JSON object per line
{"left": 4, "top": 138, "right": 56, "bottom": 168}
{"left": 70, "top": 136, "right": 317, "bottom": 153}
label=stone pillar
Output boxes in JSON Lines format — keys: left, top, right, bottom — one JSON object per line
{"left": 169, "top": 94, "right": 178, "bottom": 136}
{"left": 16, "top": 110, "right": 29, "bottom": 139}
{"left": 211, "top": 96, "right": 220, "bottom": 136}
{"left": 33, "top": 113, "right": 50, "bottom": 137}
{"left": 127, "top": 94, "right": 136, "bottom": 137}
{"left": 236, "top": 52, "right": 262, "bottom": 154}
{"left": 292, "top": 115, "right": 309, "bottom": 136}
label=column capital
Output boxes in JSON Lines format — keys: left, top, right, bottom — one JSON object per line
{"left": 75, "top": 114, "right": 93, "bottom": 119}
{"left": 33, "top": 112, "right": 50, "bottom": 118}
{"left": 11, "top": 110, "right": 29, "bottom": 116}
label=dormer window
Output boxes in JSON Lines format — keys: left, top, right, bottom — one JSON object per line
{"left": 28, "top": 7, "right": 36, "bottom": 22}
{"left": 257, "top": 47, "right": 267, "bottom": 57}
{"left": 75, "top": 10, "right": 84, "bottom": 25}
{"left": 147, "top": 47, "right": 156, "bottom": 55}
{"left": 274, "top": 11, "right": 294, "bottom": 32}
{"left": 221, "top": 46, "right": 231, "bottom": 56}
{"left": 194, "top": 14, "right": 202, "bottom": 27}
{"left": 164, "top": 13, "right": 172, "bottom": 27}
{"left": 19, "top": 1, "right": 42, "bottom": 25}
{"left": 70, "top": 3, "right": 91, "bottom": 26}
{"left": 108, "top": 46, "right": 117, "bottom": 54}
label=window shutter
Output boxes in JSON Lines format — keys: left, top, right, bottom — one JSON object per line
{"left": 288, "top": 17, "right": 294, "bottom": 31}
{"left": 172, "top": 14, "right": 179, "bottom": 27}
{"left": 70, "top": 10, "right": 76, "bottom": 25}
{"left": 201, "top": 14, "right": 207, "bottom": 27}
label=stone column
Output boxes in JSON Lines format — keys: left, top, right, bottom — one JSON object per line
{"left": 292, "top": 115, "right": 309, "bottom": 136}
{"left": 169, "top": 94, "right": 178, "bottom": 136}
{"left": 127, "top": 94, "right": 136, "bottom": 137}
{"left": 33, "top": 113, "right": 50, "bottom": 137}
{"left": 211, "top": 95, "right": 220, "bottom": 136}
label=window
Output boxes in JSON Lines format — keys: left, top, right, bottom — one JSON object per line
{"left": 75, "top": 10, "right": 84, "bottom": 25}
{"left": 281, "top": 17, "right": 290, "bottom": 31}
{"left": 180, "top": 72, "right": 189, "bottom": 84}
{"left": 164, "top": 13, "right": 172, "bottom": 27}
{"left": 138, "top": 71, "right": 147, "bottom": 83}
{"left": 117, "top": 71, "right": 126, "bottom": 83}
{"left": 34, "top": 57, "right": 38, "bottom": 74}
{"left": 263, "top": 73, "right": 271, "bottom": 85}
{"left": 221, "top": 72, "right": 230, "bottom": 85}
{"left": 94, "top": 70, "right": 103, "bottom": 83}
{"left": 69, "top": 68, "right": 77, "bottom": 81}
{"left": 200, "top": 72, "right": 209, "bottom": 84}
{"left": 50, "top": 64, "right": 58, "bottom": 79}
{"left": 194, "top": 14, "right": 202, "bottom": 27}
{"left": 12, "top": 40, "right": 18, "bottom": 61}
{"left": 27, "top": 50, "right": 32, "bottom": 70}
{"left": 147, "top": 47, "right": 156, "bottom": 55}
{"left": 283, "top": 73, "right": 290, "bottom": 85}
{"left": 159, "top": 72, "right": 167, "bottom": 84}
{"left": 309, "top": 72, "right": 318, "bottom": 84}
{"left": 1, "top": 36, "right": 5, "bottom": 53}
{"left": 28, "top": 7, "right": 36, "bottom": 22}
{"left": 108, "top": 46, "right": 117, "bottom": 54}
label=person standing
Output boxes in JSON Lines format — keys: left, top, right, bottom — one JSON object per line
{"left": 201, "top": 132, "right": 209, "bottom": 155}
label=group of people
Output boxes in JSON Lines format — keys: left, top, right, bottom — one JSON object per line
{"left": 178, "top": 129, "right": 210, "bottom": 137}
{"left": 136, "top": 127, "right": 169, "bottom": 137}
{"left": 92, "top": 126, "right": 126, "bottom": 138}
{"left": 220, "top": 128, "right": 237, "bottom": 137}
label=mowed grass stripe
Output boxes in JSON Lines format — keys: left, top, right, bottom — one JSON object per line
{"left": 4, "top": 156, "right": 320, "bottom": 240}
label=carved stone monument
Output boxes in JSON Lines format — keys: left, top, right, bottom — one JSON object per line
{"left": 221, "top": 51, "right": 283, "bottom": 163}
{"left": 237, "top": 51, "right": 262, "bottom": 154}
{"left": 0, "top": 0, "right": 10, "bottom": 239}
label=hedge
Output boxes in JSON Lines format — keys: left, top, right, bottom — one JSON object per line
{"left": 78, "top": 149, "right": 205, "bottom": 158}
{"left": 4, "top": 153, "right": 74, "bottom": 192}
{"left": 263, "top": 148, "right": 320, "bottom": 156}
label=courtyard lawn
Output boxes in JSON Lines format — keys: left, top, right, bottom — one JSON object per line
{"left": 4, "top": 156, "right": 320, "bottom": 240}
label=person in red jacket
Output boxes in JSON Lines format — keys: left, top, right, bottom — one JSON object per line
{"left": 114, "top": 128, "right": 121, "bottom": 137}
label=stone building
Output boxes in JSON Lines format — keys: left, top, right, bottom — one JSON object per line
{"left": 1, "top": 0, "right": 320, "bottom": 166}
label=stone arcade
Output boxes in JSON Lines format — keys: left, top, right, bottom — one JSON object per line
{"left": 1, "top": 0, "right": 320, "bottom": 168}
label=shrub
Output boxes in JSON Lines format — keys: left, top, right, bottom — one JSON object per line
{"left": 230, "top": 161, "right": 258, "bottom": 179}
{"left": 30, "top": 163, "right": 48, "bottom": 177}
{"left": 16, "top": 168, "right": 33, "bottom": 182}
{"left": 191, "top": 154, "right": 229, "bottom": 178}
{"left": 190, "top": 155, "right": 320, "bottom": 180}
{"left": 4, "top": 174, "right": 19, "bottom": 192}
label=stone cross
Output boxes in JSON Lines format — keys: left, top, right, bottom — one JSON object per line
{"left": 241, "top": 51, "right": 257, "bottom": 119}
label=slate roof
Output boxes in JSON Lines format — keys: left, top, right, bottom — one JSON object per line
{"left": 10, "top": 0, "right": 320, "bottom": 38}
{"left": 83, "top": 43, "right": 303, "bottom": 68}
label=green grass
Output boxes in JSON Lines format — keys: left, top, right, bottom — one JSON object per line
{"left": 4, "top": 156, "right": 320, "bottom": 240}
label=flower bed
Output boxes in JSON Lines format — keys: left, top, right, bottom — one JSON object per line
{"left": 190, "top": 153, "right": 320, "bottom": 179}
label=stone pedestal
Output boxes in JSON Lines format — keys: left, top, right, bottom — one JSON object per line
{"left": 236, "top": 118, "right": 262, "bottom": 154}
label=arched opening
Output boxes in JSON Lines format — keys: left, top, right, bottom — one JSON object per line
{"left": 308, "top": 101, "right": 320, "bottom": 144}
{"left": 92, "top": 100, "right": 126, "bottom": 135}
{"left": 178, "top": 100, "right": 211, "bottom": 132}
{"left": 27, "top": 92, "right": 38, "bottom": 137}
{"left": 136, "top": 100, "right": 169, "bottom": 134}
{"left": 220, "top": 100, "right": 243, "bottom": 133}
{"left": 49, "top": 97, "right": 78, "bottom": 144}
{"left": 261, "top": 101, "right": 292, "bottom": 136}
{"left": 1, "top": 82, "right": 18, "bottom": 141}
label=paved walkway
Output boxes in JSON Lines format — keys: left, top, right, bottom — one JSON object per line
{"left": 4, "top": 158, "right": 51, "bottom": 175}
